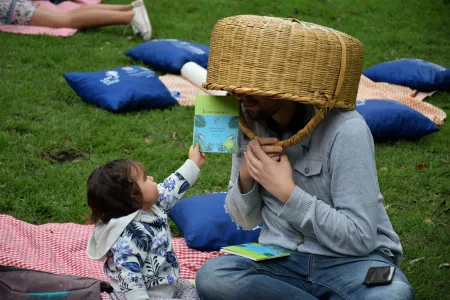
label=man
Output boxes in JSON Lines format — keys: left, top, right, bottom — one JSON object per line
{"left": 196, "top": 15, "right": 415, "bottom": 299}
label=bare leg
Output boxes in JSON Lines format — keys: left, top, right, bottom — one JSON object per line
{"left": 71, "top": 4, "right": 133, "bottom": 12}
{"left": 30, "top": 6, "right": 134, "bottom": 29}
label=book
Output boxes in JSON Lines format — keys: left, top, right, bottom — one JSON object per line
{"left": 193, "top": 95, "right": 239, "bottom": 153}
{"left": 220, "top": 243, "right": 291, "bottom": 261}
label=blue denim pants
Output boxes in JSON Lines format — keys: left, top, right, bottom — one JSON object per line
{"left": 196, "top": 251, "right": 414, "bottom": 300}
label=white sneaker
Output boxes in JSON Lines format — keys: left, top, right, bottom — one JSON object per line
{"left": 131, "top": 0, "right": 143, "bottom": 8}
{"left": 131, "top": 2, "right": 152, "bottom": 41}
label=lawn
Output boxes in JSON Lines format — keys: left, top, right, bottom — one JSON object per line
{"left": 0, "top": 0, "right": 449, "bottom": 298}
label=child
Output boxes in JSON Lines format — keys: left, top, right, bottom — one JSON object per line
{"left": 0, "top": 0, "right": 152, "bottom": 40}
{"left": 86, "top": 144, "right": 205, "bottom": 300}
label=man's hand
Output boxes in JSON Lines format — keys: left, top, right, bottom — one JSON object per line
{"left": 244, "top": 139, "right": 296, "bottom": 203}
{"left": 238, "top": 138, "right": 284, "bottom": 193}
{"left": 256, "top": 137, "right": 284, "bottom": 161}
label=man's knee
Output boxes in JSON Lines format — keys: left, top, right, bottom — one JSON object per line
{"left": 196, "top": 257, "right": 230, "bottom": 299}
{"left": 196, "top": 256, "right": 253, "bottom": 300}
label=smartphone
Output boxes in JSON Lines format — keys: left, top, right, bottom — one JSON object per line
{"left": 364, "top": 266, "right": 396, "bottom": 286}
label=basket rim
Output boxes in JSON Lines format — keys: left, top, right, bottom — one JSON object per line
{"left": 202, "top": 82, "right": 357, "bottom": 110}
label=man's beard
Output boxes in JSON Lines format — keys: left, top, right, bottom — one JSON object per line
{"left": 247, "top": 109, "right": 274, "bottom": 121}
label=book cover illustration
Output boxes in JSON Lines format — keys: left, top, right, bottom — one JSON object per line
{"left": 193, "top": 95, "right": 239, "bottom": 153}
{"left": 220, "top": 243, "right": 291, "bottom": 261}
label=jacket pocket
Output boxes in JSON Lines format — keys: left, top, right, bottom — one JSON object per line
{"left": 293, "top": 158, "right": 323, "bottom": 177}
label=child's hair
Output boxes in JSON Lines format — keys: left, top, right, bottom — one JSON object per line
{"left": 86, "top": 159, "right": 146, "bottom": 224}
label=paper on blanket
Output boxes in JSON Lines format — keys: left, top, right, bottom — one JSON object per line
{"left": 181, "top": 62, "right": 227, "bottom": 96}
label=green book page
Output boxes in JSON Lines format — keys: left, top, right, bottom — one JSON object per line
{"left": 193, "top": 95, "right": 240, "bottom": 153}
{"left": 194, "top": 95, "right": 239, "bottom": 116}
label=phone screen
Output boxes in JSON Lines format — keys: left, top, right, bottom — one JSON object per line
{"left": 364, "top": 266, "right": 396, "bottom": 286}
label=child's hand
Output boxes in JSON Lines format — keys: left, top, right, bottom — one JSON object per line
{"left": 189, "top": 143, "right": 206, "bottom": 168}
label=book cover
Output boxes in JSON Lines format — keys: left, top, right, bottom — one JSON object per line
{"left": 220, "top": 243, "right": 291, "bottom": 261}
{"left": 193, "top": 95, "right": 239, "bottom": 153}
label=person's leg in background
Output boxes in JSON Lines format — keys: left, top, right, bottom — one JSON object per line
{"left": 0, "top": 0, "right": 152, "bottom": 40}
{"left": 30, "top": 6, "right": 134, "bottom": 29}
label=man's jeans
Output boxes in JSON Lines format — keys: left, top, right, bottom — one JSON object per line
{"left": 196, "top": 251, "right": 414, "bottom": 300}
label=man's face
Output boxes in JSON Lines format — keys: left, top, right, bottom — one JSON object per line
{"left": 236, "top": 94, "right": 282, "bottom": 121}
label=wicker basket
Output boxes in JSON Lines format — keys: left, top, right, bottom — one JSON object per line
{"left": 203, "top": 15, "right": 364, "bottom": 147}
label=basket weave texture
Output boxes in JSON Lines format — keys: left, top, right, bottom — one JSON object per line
{"left": 204, "top": 15, "right": 364, "bottom": 146}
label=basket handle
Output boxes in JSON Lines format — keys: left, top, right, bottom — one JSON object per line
{"left": 238, "top": 105, "right": 329, "bottom": 147}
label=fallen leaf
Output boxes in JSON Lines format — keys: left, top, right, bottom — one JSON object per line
{"left": 380, "top": 167, "right": 388, "bottom": 171}
{"left": 400, "top": 165, "right": 406, "bottom": 170}
{"left": 410, "top": 257, "right": 425, "bottom": 264}
{"left": 439, "top": 263, "right": 449, "bottom": 269}
{"left": 144, "top": 138, "right": 153, "bottom": 144}
{"left": 168, "top": 131, "right": 178, "bottom": 140}
{"left": 348, "top": 10, "right": 358, "bottom": 15}
{"left": 12, "top": 114, "right": 20, "bottom": 120}
{"left": 0, "top": 184, "right": 5, "bottom": 188}
{"left": 424, "top": 217, "right": 432, "bottom": 224}
{"left": 123, "top": 149, "right": 132, "bottom": 154}
{"left": 0, "top": 162, "right": 3, "bottom": 166}
{"left": 416, "top": 164, "right": 428, "bottom": 170}
{"left": 336, "top": 17, "right": 341, "bottom": 22}
{"left": 179, "top": 144, "right": 187, "bottom": 150}
{"left": 434, "top": 194, "right": 439, "bottom": 199}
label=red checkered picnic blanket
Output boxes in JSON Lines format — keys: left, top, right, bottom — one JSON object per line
{"left": 357, "top": 75, "right": 446, "bottom": 126}
{"left": 0, "top": 215, "right": 222, "bottom": 281}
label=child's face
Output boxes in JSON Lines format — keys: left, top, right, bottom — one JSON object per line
{"left": 134, "top": 168, "right": 159, "bottom": 208}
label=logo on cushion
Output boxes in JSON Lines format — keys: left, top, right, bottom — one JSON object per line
{"left": 166, "top": 39, "right": 206, "bottom": 55}
{"left": 121, "top": 67, "right": 135, "bottom": 72}
{"left": 398, "top": 58, "right": 446, "bottom": 71}
{"left": 356, "top": 100, "right": 366, "bottom": 106}
{"left": 100, "top": 71, "right": 120, "bottom": 86}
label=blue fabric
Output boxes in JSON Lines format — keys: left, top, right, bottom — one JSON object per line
{"left": 27, "top": 292, "right": 70, "bottom": 299}
{"left": 195, "top": 251, "right": 414, "bottom": 299}
{"left": 63, "top": 66, "right": 177, "bottom": 112}
{"left": 168, "top": 193, "right": 261, "bottom": 251}
{"left": 363, "top": 58, "right": 450, "bottom": 92}
{"left": 125, "top": 39, "right": 209, "bottom": 74}
{"left": 356, "top": 100, "right": 439, "bottom": 140}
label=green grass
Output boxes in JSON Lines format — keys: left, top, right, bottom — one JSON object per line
{"left": 0, "top": 0, "right": 449, "bottom": 298}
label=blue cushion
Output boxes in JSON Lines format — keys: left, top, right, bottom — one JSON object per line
{"left": 363, "top": 58, "right": 450, "bottom": 92}
{"left": 63, "top": 66, "right": 178, "bottom": 112}
{"left": 356, "top": 99, "right": 439, "bottom": 140}
{"left": 125, "top": 39, "right": 209, "bottom": 74}
{"left": 168, "top": 193, "right": 262, "bottom": 251}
